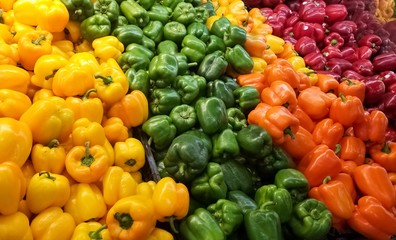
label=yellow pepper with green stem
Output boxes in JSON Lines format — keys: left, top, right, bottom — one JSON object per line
{"left": 114, "top": 137, "right": 145, "bottom": 173}
{"left": 31, "top": 139, "right": 66, "bottom": 174}
{"left": 71, "top": 222, "right": 112, "bottom": 240}
{"left": 30, "top": 54, "right": 69, "bottom": 90}
{"left": 65, "top": 89, "right": 104, "bottom": 124}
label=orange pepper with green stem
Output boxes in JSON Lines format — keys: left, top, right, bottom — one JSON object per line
{"left": 329, "top": 93, "right": 365, "bottom": 127}
{"left": 337, "top": 78, "right": 366, "bottom": 103}
{"left": 237, "top": 72, "right": 267, "bottom": 93}
{"left": 312, "top": 118, "right": 344, "bottom": 150}
{"left": 281, "top": 126, "right": 317, "bottom": 162}
{"left": 30, "top": 54, "right": 69, "bottom": 90}
{"left": 353, "top": 110, "right": 388, "bottom": 144}
{"left": 316, "top": 73, "right": 339, "bottom": 93}
{"left": 369, "top": 141, "right": 396, "bottom": 172}
{"left": 18, "top": 30, "right": 53, "bottom": 71}
{"left": 0, "top": 89, "right": 32, "bottom": 119}
{"left": 292, "top": 105, "right": 316, "bottom": 133}
{"left": 65, "top": 89, "right": 104, "bottom": 124}
{"left": 31, "top": 139, "right": 66, "bottom": 174}
{"left": 260, "top": 80, "right": 298, "bottom": 112}
{"left": 264, "top": 58, "right": 301, "bottom": 90}
{"left": 297, "top": 86, "right": 336, "bottom": 120}
{"left": 338, "top": 136, "right": 366, "bottom": 166}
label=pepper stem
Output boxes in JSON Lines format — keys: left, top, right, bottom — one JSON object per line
{"left": 124, "top": 159, "right": 136, "bottom": 166}
{"left": 339, "top": 92, "right": 346, "bottom": 102}
{"left": 47, "top": 139, "right": 60, "bottom": 148}
{"left": 334, "top": 144, "right": 341, "bottom": 155}
{"left": 284, "top": 127, "right": 295, "bottom": 140}
{"left": 310, "top": 208, "right": 321, "bottom": 220}
{"left": 322, "top": 176, "right": 331, "bottom": 184}
{"left": 114, "top": 212, "right": 133, "bottom": 230}
{"left": 187, "top": 62, "right": 198, "bottom": 68}
{"left": 32, "top": 35, "right": 47, "bottom": 45}
{"left": 330, "top": 39, "right": 338, "bottom": 46}
{"left": 382, "top": 142, "right": 391, "bottom": 154}
{"left": 39, "top": 171, "right": 56, "bottom": 181}
{"left": 81, "top": 141, "right": 95, "bottom": 167}
{"left": 88, "top": 224, "right": 107, "bottom": 240}
{"left": 95, "top": 74, "right": 113, "bottom": 85}
{"left": 167, "top": 216, "right": 179, "bottom": 234}
{"left": 83, "top": 88, "right": 97, "bottom": 100}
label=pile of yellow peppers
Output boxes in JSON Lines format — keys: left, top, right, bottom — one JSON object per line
{"left": 0, "top": 1, "right": 189, "bottom": 239}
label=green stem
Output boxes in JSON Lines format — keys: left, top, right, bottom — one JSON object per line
{"left": 167, "top": 216, "right": 179, "bottom": 234}
{"left": 382, "top": 142, "right": 391, "bottom": 154}
{"left": 47, "top": 139, "right": 60, "bottom": 148}
{"left": 39, "top": 171, "right": 56, "bottom": 181}
{"left": 32, "top": 35, "right": 47, "bottom": 45}
{"left": 82, "top": 89, "right": 97, "bottom": 100}
{"left": 88, "top": 224, "right": 107, "bottom": 240}
{"left": 322, "top": 176, "right": 331, "bottom": 184}
{"left": 81, "top": 141, "right": 95, "bottom": 167}
{"left": 334, "top": 144, "right": 341, "bottom": 155}
{"left": 95, "top": 75, "right": 113, "bottom": 85}
{"left": 339, "top": 92, "right": 346, "bottom": 102}
{"left": 284, "top": 127, "right": 295, "bottom": 140}
{"left": 114, "top": 212, "right": 133, "bottom": 230}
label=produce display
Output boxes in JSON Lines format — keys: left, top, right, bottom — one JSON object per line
{"left": 0, "top": 0, "right": 395, "bottom": 239}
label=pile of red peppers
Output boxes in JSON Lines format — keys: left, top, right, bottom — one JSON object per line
{"left": 243, "top": 0, "right": 396, "bottom": 141}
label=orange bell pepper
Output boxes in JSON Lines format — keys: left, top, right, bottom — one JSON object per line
{"left": 243, "top": 33, "right": 267, "bottom": 58}
{"left": 329, "top": 93, "right": 365, "bottom": 127}
{"left": 35, "top": 0, "right": 69, "bottom": 33}
{"left": 353, "top": 110, "right": 388, "bottom": 144}
{"left": 237, "top": 72, "right": 267, "bottom": 93}
{"left": 264, "top": 59, "right": 301, "bottom": 89}
{"left": 260, "top": 80, "right": 298, "bottom": 112}
{"left": 250, "top": 22, "right": 272, "bottom": 36}
{"left": 0, "top": 64, "right": 30, "bottom": 94}
{"left": 261, "top": 48, "right": 277, "bottom": 65}
{"left": 298, "top": 144, "right": 343, "bottom": 187}
{"left": 0, "top": 89, "right": 31, "bottom": 119}
{"left": 341, "top": 160, "right": 358, "bottom": 175}
{"left": 337, "top": 78, "right": 366, "bottom": 103}
{"left": 291, "top": 106, "right": 315, "bottom": 133}
{"left": 333, "top": 172, "right": 358, "bottom": 202}
{"left": 247, "top": 102, "right": 271, "bottom": 125}
{"left": 297, "top": 86, "right": 336, "bottom": 120}
{"left": 352, "top": 163, "right": 396, "bottom": 210}
{"left": 235, "top": 15, "right": 254, "bottom": 33}
{"left": 339, "top": 136, "right": 366, "bottom": 166}
{"left": 102, "top": 117, "right": 129, "bottom": 145}
{"left": 296, "top": 71, "right": 312, "bottom": 91}
{"left": 65, "top": 89, "right": 104, "bottom": 124}
{"left": 348, "top": 196, "right": 396, "bottom": 240}
{"left": 248, "top": 7, "right": 265, "bottom": 26}
{"left": 31, "top": 139, "right": 66, "bottom": 174}
{"left": 312, "top": 118, "right": 344, "bottom": 150}
{"left": 315, "top": 73, "right": 339, "bottom": 93}
{"left": 369, "top": 141, "right": 396, "bottom": 172}
{"left": 281, "top": 126, "right": 317, "bottom": 162}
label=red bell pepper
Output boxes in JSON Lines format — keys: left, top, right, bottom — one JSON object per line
{"left": 358, "top": 34, "right": 382, "bottom": 55}
{"left": 324, "top": 4, "right": 348, "bottom": 24}
{"left": 352, "top": 59, "right": 374, "bottom": 76}
{"left": 380, "top": 71, "right": 396, "bottom": 89}
{"left": 292, "top": 22, "right": 325, "bottom": 42}
{"left": 304, "top": 52, "right": 326, "bottom": 71}
{"left": 329, "top": 21, "right": 357, "bottom": 39}
{"left": 373, "top": 53, "right": 396, "bottom": 72}
{"left": 363, "top": 79, "right": 386, "bottom": 105}
{"left": 273, "top": 3, "right": 292, "bottom": 17}
{"left": 340, "top": 47, "right": 358, "bottom": 63}
{"left": 299, "top": 1, "right": 326, "bottom": 23}
{"left": 356, "top": 46, "right": 373, "bottom": 60}
{"left": 325, "top": 58, "right": 352, "bottom": 75}
{"left": 294, "top": 36, "right": 320, "bottom": 56}
{"left": 382, "top": 92, "right": 396, "bottom": 120}
{"left": 286, "top": 11, "right": 300, "bottom": 28}
{"left": 260, "top": 0, "right": 281, "bottom": 8}
{"left": 342, "top": 70, "right": 365, "bottom": 81}
{"left": 324, "top": 32, "right": 344, "bottom": 48}
{"left": 322, "top": 46, "right": 342, "bottom": 60}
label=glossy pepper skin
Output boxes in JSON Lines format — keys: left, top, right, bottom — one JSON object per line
{"left": 0, "top": 212, "right": 33, "bottom": 240}
{"left": 197, "top": 50, "right": 228, "bottom": 82}
{"left": 31, "top": 140, "right": 66, "bottom": 174}
{"left": 60, "top": 0, "right": 94, "bottom": 21}
{"left": 142, "top": 115, "right": 177, "bottom": 150}
{"left": 312, "top": 118, "right": 344, "bottom": 150}
{"left": 244, "top": 209, "right": 283, "bottom": 240}
{"left": 163, "top": 21, "right": 187, "bottom": 46}
{"left": 80, "top": 14, "right": 111, "bottom": 42}
{"left": 274, "top": 168, "right": 309, "bottom": 204}
{"left": 120, "top": 0, "right": 149, "bottom": 28}
{"left": 125, "top": 68, "right": 149, "bottom": 97}
{"left": 169, "top": 104, "right": 197, "bottom": 134}
{"left": 102, "top": 166, "right": 138, "bottom": 206}
{"left": 369, "top": 142, "right": 396, "bottom": 172}
{"left": 261, "top": 80, "right": 298, "bottom": 112}
{"left": 114, "top": 137, "right": 145, "bottom": 173}
{"left": 0, "top": 161, "right": 26, "bottom": 215}
{"left": 220, "top": 160, "right": 254, "bottom": 195}
{"left": 147, "top": 3, "right": 172, "bottom": 24}
{"left": 171, "top": 2, "right": 196, "bottom": 25}
{"left": 212, "top": 128, "right": 240, "bottom": 161}
{"left": 226, "top": 107, "right": 247, "bottom": 131}
{"left": 195, "top": 97, "right": 228, "bottom": 135}
{"left": 207, "top": 80, "right": 235, "bottom": 108}
{"left": 233, "top": 86, "right": 260, "bottom": 114}
{"left": 149, "top": 88, "right": 181, "bottom": 115}
{"left": 93, "top": 0, "right": 119, "bottom": 22}
{"left": 207, "top": 199, "right": 244, "bottom": 236}
{"left": 190, "top": 162, "right": 228, "bottom": 205}
{"left": 227, "top": 190, "right": 257, "bottom": 214}
{"left": 143, "top": 20, "right": 164, "bottom": 44}
{"left": 149, "top": 53, "right": 179, "bottom": 88}
{"left": 71, "top": 222, "right": 111, "bottom": 240}
{"left": 258, "top": 145, "right": 296, "bottom": 181}
{"left": 173, "top": 75, "right": 200, "bottom": 104}
{"left": 225, "top": 44, "right": 254, "bottom": 74}
{"left": 113, "top": 25, "right": 144, "bottom": 48}
{"left": 236, "top": 124, "right": 272, "bottom": 159}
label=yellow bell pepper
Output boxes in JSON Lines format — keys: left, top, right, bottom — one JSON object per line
{"left": 18, "top": 29, "right": 53, "bottom": 71}
{"left": 0, "top": 24, "right": 13, "bottom": 43}
{"left": 64, "top": 20, "right": 81, "bottom": 43}
{"left": 21, "top": 160, "right": 35, "bottom": 187}
{"left": 102, "top": 166, "right": 138, "bottom": 206}
{"left": 288, "top": 55, "right": 306, "bottom": 70}
{"left": 297, "top": 67, "right": 319, "bottom": 86}
{"left": 26, "top": 171, "right": 70, "bottom": 214}
{"left": 249, "top": 8, "right": 266, "bottom": 29}
{"left": 65, "top": 141, "right": 110, "bottom": 183}
{"left": 52, "top": 40, "right": 74, "bottom": 57}
{"left": 0, "top": 161, "right": 26, "bottom": 215}
{"left": 216, "top": 5, "right": 228, "bottom": 17}
{"left": 1, "top": 9, "right": 15, "bottom": 26}
{"left": 130, "top": 171, "right": 143, "bottom": 184}
{"left": 106, "top": 195, "right": 157, "bottom": 240}
{"left": 252, "top": 57, "right": 267, "bottom": 73}
{"left": 75, "top": 39, "right": 94, "bottom": 53}
{"left": 20, "top": 96, "right": 75, "bottom": 145}
{"left": 72, "top": 118, "right": 107, "bottom": 146}
{"left": 31, "top": 206, "right": 76, "bottom": 240}
{"left": 69, "top": 51, "right": 100, "bottom": 74}
{"left": 114, "top": 137, "right": 145, "bottom": 173}
{"left": 0, "top": 41, "right": 19, "bottom": 65}
{"left": 0, "top": 0, "right": 16, "bottom": 11}
{"left": 227, "top": 0, "right": 249, "bottom": 18}
{"left": 31, "top": 139, "right": 66, "bottom": 174}
{"left": 0, "top": 118, "right": 32, "bottom": 167}
{"left": 64, "top": 183, "right": 107, "bottom": 224}
{"left": 0, "top": 212, "right": 33, "bottom": 240}
{"left": 30, "top": 54, "right": 69, "bottom": 89}
{"left": 104, "top": 138, "right": 115, "bottom": 166}
{"left": 51, "top": 45, "right": 70, "bottom": 59}
{"left": 92, "top": 36, "right": 124, "bottom": 61}
{"left": 71, "top": 222, "right": 112, "bottom": 240}
{"left": 35, "top": 0, "right": 69, "bottom": 33}
{"left": 13, "top": 0, "right": 38, "bottom": 26}
{"left": 136, "top": 180, "right": 156, "bottom": 198}
{"left": 107, "top": 90, "right": 149, "bottom": 128}
{"left": 0, "top": 89, "right": 31, "bottom": 119}
{"left": 49, "top": 30, "right": 66, "bottom": 42}
{"left": 18, "top": 199, "right": 32, "bottom": 220}
{"left": 146, "top": 228, "right": 174, "bottom": 240}
{"left": 32, "top": 88, "right": 54, "bottom": 102}
{"left": 9, "top": 21, "right": 35, "bottom": 43}
{"left": 102, "top": 117, "right": 129, "bottom": 145}
{"left": 65, "top": 89, "right": 104, "bottom": 124}
{"left": 0, "top": 64, "right": 30, "bottom": 94}
{"left": 265, "top": 34, "right": 285, "bottom": 54}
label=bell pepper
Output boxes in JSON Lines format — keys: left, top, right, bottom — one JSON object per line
{"left": 211, "top": 128, "right": 240, "bottom": 161}
{"left": 298, "top": 0, "right": 325, "bottom": 23}
{"left": 312, "top": 118, "right": 344, "bottom": 150}
{"left": 183, "top": 129, "right": 213, "bottom": 153}
{"left": 65, "top": 89, "right": 103, "bottom": 124}
{"left": 0, "top": 211, "right": 33, "bottom": 240}
{"left": 292, "top": 106, "right": 315, "bottom": 133}
{"left": 258, "top": 144, "right": 296, "bottom": 180}
{"left": 0, "top": 89, "right": 30, "bottom": 120}
{"left": 30, "top": 54, "right": 69, "bottom": 90}
{"left": 281, "top": 126, "right": 316, "bottom": 163}
{"left": 233, "top": 85, "right": 260, "bottom": 114}
{"left": 244, "top": 209, "right": 283, "bottom": 240}
{"left": 71, "top": 118, "right": 106, "bottom": 147}
{"left": 261, "top": 80, "right": 297, "bottom": 112}
{"left": 149, "top": 53, "right": 179, "bottom": 88}
{"left": 26, "top": 171, "right": 70, "bottom": 214}
{"left": 180, "top": 34, "right": 206, "bottom": 63}
{"left": 172, "top": 75, "right": 199, "bottom": 104}
{"left": 163, "top": 21, "right": 187, "bottom": 45}
{"left": 236, "top": 73, "right": 266, "bottom": 93}
{"left": 71, "top": 222, "right": 111, "bottom": 240}
{"left": 274, "top": 168, "right": 309, "bottom": 204}
{"left": 197, "top": 50, "right": 228, "bottom": 82}
{"left": 147, "top": 3, "right": 171, "bottom": 24}
{"left": 20, "top": 97, "right": 74, "bottom": 145}
{"left": 106, "top": 195, "right": 156, "bottom": 240}
{"left": 180, "top": 208, "right": 225, "bottom": 240}
{"left": 168, "top": 104, "right": 196, "bottom": 134}
{"left": 207, "top": 199, "right": 243, "bottom": 236}
{"left": 226, "top": 107, "right": 247, "bottom": 131}
{"left": 194, "top": 4, "right": 210, "bottom": 23}
{"left": 92, "top": 36, "right": 124, "bottom": 61}
{"left": 0, "top": 161, "right": 26, "bottom": 215}
{"left": 102, "top": 166, "right": 138, "bottom": 206}
{"left": 369, "top": 141, "right": 396, "bottom": 173}
{"left": 114, "top": 137, "right": 145, "bottom": 173}
{"left": 339, "top": 136, "right": 366, "bottom": 166}
{"left": 142, "top": 115, "right": 177, "bottom": 150}
{"left": 31, "top": 139, "right": 66, "bottom": 174}
{"left": 125, "top": 68, "right": 149, "bottom": 97}
{"left": 118, "top": 52, "right": 149, "bottom": 74}
{"left": 80, "top": 14, "right": 111, "bottom": 42}
{"left": 141, "top": 21, "right": 163, "bottom": 44}
{"left": 225, "top": 44, "right": 254, "bottom": 74}
{"left": 206, "top": 80, "right": 234, "bottom": 108}
{"left": 195, "top": 97, "right": 228, "bottom": 135}
{"left": 170, "top": 2, "right": 196, "bottom": 25}
{"left": 358, "top": 34, "right": 382, "bottom": 54}
{"left": 187, "top": 22, "right": 210, "bottom": 43}
{"left": 205, "top": 34, "right": 226, "bottom": 54}
{"left": 60, "top": 0, "right": 93, "bottom": 21}
{"left": 220, "top": 160, "right": 253, "bottom": 195}
{"left": 293, "top": 22, "right": 325, "bottom": 43}
{"left": 337, "top": 78, "right": 365, "bottom": 103}
{"left": 120, "top": 0, "right": 149, "bottom": 28}
{"left": 93, "top": 0, "right": 119, "bottom": 22}
{"left": 323, "top": 32, "right": 345, "bottom": 49}
{"left": 190, "top": 162, "right": 227, "bottom": 205}
{"left": 329, "top": 93, "right": 365, "bottom": 127}
{"left": 297, "top": 86, "right": 336, "bottom": 120}
{"left": 294, "top": 36, "right": 319, "bottom": 56}
{"left": 236, "top": 123, "right": 272, "bottom": 158}
{"left": 95, "top": 66, "right": 128, "bottom": 106}
{"left": 288, "top": 198, "right": 332, "bottom": 240}
{"left": 227, "top": 190, "right": 257, "bottom": 215}
{"left": 324, "top": 3, "right": 347, "bottom": 24}
{"left": 149, "top": 88, "right": 181, "bottom": 115}
{"left": 31, "top": 207, "right": 76, "bottom": 240}
{"left": 265, "top": 58, "right": 301, "bottom": 90}
{"left": 112, "top": 25, "right": 144, "bottom": 48}
{"left": 103, "top": 117, "right": 128, "bottom": 145}
{"left": 107, "top": 90, "right": 149, "bottom": 128}
{"left": 164, "top": 133, "right": 210, "bottom": 183}
{"left": 146, "top": 228, "right": 174, "bottom": 240}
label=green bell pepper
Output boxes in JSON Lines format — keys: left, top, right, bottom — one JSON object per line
{"left": 148, "top": 53, "right": 179, "bottom": 88}
{"left": 220, "top": 160, "right": 253, "bottom": 195}
{"left": 175, "top": 53, "right": 197, "bottom": 75}
{"left": 142, "top": 115, "right": 177, "bottom": 150}
{"left": 163, "top": 21, "right": 187, "bottom": 46}
{"left": 236, "top": 124, "right": 272, "bottom": 159}
{"left": 183, "top": 129, "right": 212, "bottom": 153}
{"left": 225, "top": 44, "right": 254, "bottom": 74}
{"left": 223, "top": 25, "right": 247, "bottom": 47}
{"left": 112, "top": 24, "right": 144, "bottom": 47}
{"left": 274, "top": 168, "right": 310, "bottom": 205}
{"left": 207, "top": 199, "right": 243, "bottom": 236}
{"left": 93, "top": 0, "right": 119, "bottom": 22}
{"left": 195, "top": 97, "right": 228, "bottom": 135}
{"left": 142, "top": 20, "right": 164, "bottom": 44}
{"left": 125, "top": 68, "right": 149, "bottom": 97}
{"left": 197, "top": 50, "right": 228, "bottom": 82}
{"left": 187, "top": 22, "right": 210, "bottom": 43}
{"left": 141, "top": 35, "right": 156, "bottom": 52}
{"left": 212, "top": 128, "right": 240, "bottom": 161}
{"left": 181, "top": 34, "right": 206, "bottom": 63}
{"left": 288, "top": 198, "right": 332, "bottom": 240}
{"left": 193, "top": 75, "right": 207, "bottom": 99}
{"left": 201, "top": 1, "right": 216, "bottom": 16}
{"left": 80, "top": 14, "right": 111, "bottom": 42}
{"left": 226, "top": 107, "right": 247, "bottom": 132}
{"left": 117, "top": 51, "right": 150, "bottom": 72}
{"left": 171, "top": 2, "right": 196, "bottom": 26}
{"left": 125, "top": 43, "right": 154, "bottom": 59}
{"left": 233, "top": 85, "right": 260, "bottom": 113}
{"left": 169, "top": 104, "right": 197, "bottom": 134}
{"left": 227, "top": 190, "right": 257, "bottom": 215}
{"left": 210, "top": 16, "right": 231, "bottom": 39}
{"left": 120, "top": 0, "right": 149, "bottom": 28}
{"left": 244, "top": 209, "right": 283, "bottom": 240}
{"left": 206, "top": 79, "right": 235, "bottom": 108}
{"left": 188, "top": 197, "right": 205, "bottom": 215}
{"left": 162, "top": 0, "right": 183, "bottom": 10}
{"left": 173, "top": 75, "right": 200, "bottom": 104}
{"left": 60, "top": 0, "right": 94, "bottom": 22}
{"left": 220, "top": 75, "right": 240, "bottom": 91}
{"left": 164, "top": 133, "right": 210, "bottom": 183}
{"left": 190, "top": 162, "right": 228, "bottom": 205}
{"left": 157, "top": 40, "right": 178, "bottom": 54}
{"left": 136, "top": 0, "right": 155, "bottom": 10}
{"left": 147, "top": 3, "right": 172, "bottom": 24}
{"left": 254, "top": 184, "right": 293, "bottom": 223}
{"left": 259, "top": 145, "right": 296, "bottom": 181}
{"left": 179, "top": 208, "right": 225, "bottom": 240}
{"left": 149, "top": 88, "right": 181, "bottom": 115}
{"left": 205, "top": 35, "right": 226, "bottom": 54}
{"left": 194, "top": 5, "right": 209, "bottom": 23}
{"left": 157, "top": 159, "right": 171, "bottom": 178}
{"left": 111, "top": 15, "right": 128, "bottom": 30}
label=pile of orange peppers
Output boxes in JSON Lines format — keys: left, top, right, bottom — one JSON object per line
{"left": 0, "top": 1, "right": 190, "bottom": 239}
{"left": 209, "top": 0, "right": 396, "bottom": 238}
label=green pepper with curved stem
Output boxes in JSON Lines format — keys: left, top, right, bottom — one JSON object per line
{"left": 171, "top": 2, "right": 196, "bottom": 26}
{"left": 205, "top": 35, "right": 226, "bottom": 54}
{"left": 93, "top": 0, "right": 119, "bottom": 22}
{"left": 227, "top": 107, "right": 247, "bottom": 132}
{"left": 117, "top": 51, "right": 150, "bottom": 72}
{"left": 120, "top": 0, "right": 149, "bottom": 28}
{"left": 142, "top": 115, "right": 177, "bottom": 150}
{"left": 233, "top": 85, "right": 260, "bottom": 113}
{"left": 212, "top": 128, "right": 240, "bottom": 161}
{"left": 125, "top": 68, "right": 149, "bottom": 97}
{"left": 258, "top": 145, "right": 296, "bottom": 181}
{"left": 190, "top": 162, "right": 228, "bottom": 205}
{"left": 195, "top": 97, "right": 228, "bottom": 135}
{"left": 148, "top": 53, "right": 179, "bottom": 88}
{"left": 210, "top": 16, "right": 231, "bottom": 39}
{"left": 187, "top": 22, "right": 210, "bottom": 43}
{"left": 225, "top": 44, "right": 254, "bottom": 74}
{"left": 147, "top": 3, "right": 172, "bottom": 24}
{"left": 80, "top": 14, "right": 111, "bottom": 42}
{"left": 274, "top": 168, "right": 309, "bottom": 205}
{"left": 207, "top": 199, "right": 243, "bottom": 236}
{"left": 197, "top": 50, "right": 228, "bottom": 82}
{"left": 163, "top": 21, "right": 187, "bottom": 46}
{"left": 223, "top": 25, "right": 247, "bottom": 47}
{"left": 175, "top": 53, "right": 197, "bottom": 75}
{"left": 255, "top": 184, "right": 293, "bottom": 223}
{"left": 157, "top": 40, "right": 178, "bottom": 54}
{"left": 173, "top": 75, "right": 200, "bottom": 104}
{"left": 206, "top": 80, "right": 235, "bottom": 108}
{"left": 112, "top": 24, "right": 143, "bottom": 47}
{"left": 169, "top": 104, "right": 197, "bottom": 134}
{"left": 236, "top": 124, "right": 272, "bottom": 158}
{"left": 60, "top": 0, "right": 94, "bottom": 21}
{"left": 244, "top": 209, "right": 283, "bottom": 240}
{"left": 288, "top": 198, "right": 332, "bottom": 240}
{"left": 149, "top": 88, "right": 181, "bottom": 115}
{"left": 181, "top": 34, "right": 206, "bottom": 63}
{"left": 143, "top": 20, "right": 164, "bottom": 44}
{"left": 194, "top": 5, "right": 209, "bottom": 23}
